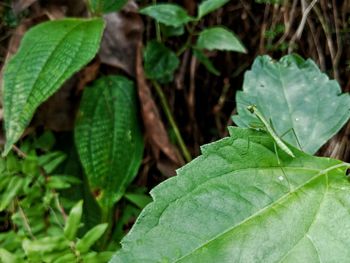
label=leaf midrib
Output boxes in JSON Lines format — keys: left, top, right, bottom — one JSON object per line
{"left": 172, "top": 163, "right": 344, "bottom": 262}
{"left": 5, "top": 20, "right": 86, "bottom": 153}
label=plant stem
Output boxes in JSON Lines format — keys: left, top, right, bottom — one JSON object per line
{"left": 98, "top": 203, "right": 113, "bottom": 250}
{"left": 176, "top": 23, "right": 197, "bottom": 56}
{"left": 152, "top": 80, "right": 192, "bottom": 162}
{"left": 153, "top": 0, "right": 162, "bottom": 42}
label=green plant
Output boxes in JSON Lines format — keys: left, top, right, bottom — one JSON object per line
{"left": 2, "top": 0, "right": 349, "bottom": 262}
{"left": 110, "top": 55, "right": 350, "bottom": 262}
{"left": 139, "top": 0, "right": 247, "bottom": 162}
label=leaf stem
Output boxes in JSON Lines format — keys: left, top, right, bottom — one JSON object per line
{"left": 153, "top": 0, "right": 162, "bottom": 42}
{"left": 151, "top": 80, "right": 192, "bottom": 162}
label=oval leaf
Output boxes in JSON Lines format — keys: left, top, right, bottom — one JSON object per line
{"left": 198, "top": 0, "right": 230, "bottom": 19}
{"left": 139, "top": 4, "right": 193, "bottom": 27}
{"left": 144, "top": 41, "right": 180, "bottom": 83}
{"left": 232, "top": 55, "right": 350, "bottom": 154}
{"left": 196, "top": 27, "right": 247, "bottom": 53}
{"left": 2, "top": 18, "right": 105, "bottom": 156}
{"left": 111, "top": 127, "right": 350, "bottom": 262}
{"left": 75, "top": 76, "right": 144, "bottom": 208}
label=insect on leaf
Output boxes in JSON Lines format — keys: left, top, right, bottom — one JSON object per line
{"left": 110, "top": 127, "right": 350, "bottom": 262}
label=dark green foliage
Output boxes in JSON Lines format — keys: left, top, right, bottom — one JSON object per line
{"left": 75, "top": 76, "right": 144, "bottom": 209}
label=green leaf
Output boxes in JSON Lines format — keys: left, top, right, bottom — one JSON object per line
{"left": 83, "top": 251, "right": 114, "bottom": 263}
{"left": 232, "top": 55, "right": 350, "bottom": 154}
{"left": 2, "top": 18, "right": 105, "bottom": 156}
{"left": 110, "top": 127, "right": 350, "bottom": 262}
{"left": 0, "top": 248, "right": 21, "bottom": 263}
{"left": 52, "top": 253, "right": 76, "bottom": 263}
{"left": 124, "top": 193, "right": 152, "bottom": 209}
{"left": 198, "top": 0, "right": 230, "bottom": 19}
{"left": 38, "top": 151, "right": 67, "bottom": 173}
{"left": 89, "top": 0, "right": 128, "bottom": 14}
{"left": 160, "top": 24, "right": 185, "bottom": 38}
{"left": 47, "top": 175, "right": 81, "bottom": 189}
{"left": 0, "top": 176, "right": 24, "bottom": 211}
{"left": 23, "top": 237, "right": 70, "bottom": 258}
{"left": 196, "top": 27, "right": 247, "bottom": 53}
{"left": 75, "top": 76, "right": 144, "bottom": 208}
{"left": 139, "top": 4, "right": 193, "bottom": 27}
{"left": 34, "top": 131, "right": 56, "bottom": 152}
{"left": 192, "top": 48, "right": 220, "bottom": 76}
{"left": 144, "top": 41, "right": 180, "bottom": 83}
{"left": 64, "top": 200, "right": 83, "bottom": 240}
{"left": 76, "top": 223, "right": 108, "bottom": 253}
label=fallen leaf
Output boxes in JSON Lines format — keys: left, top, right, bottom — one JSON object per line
{"left": 11, "top": 0, "right": 38, "bottom": 15}
{"left": 136, "top": 42, "right": 183, "bottom": 167}
{"left": 77, "top": 59, "right": 101, "bottom": 92}
{"left": 99, "top": 1, "right": 143, "bottom": 76}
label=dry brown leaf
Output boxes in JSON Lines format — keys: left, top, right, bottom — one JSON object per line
{"left": 11, "top": 0, "right": 38, "bottom": 15}
{"left": 77, "top": 59, "right": 101, "bottom": 93}
{"left": 136, "top": 42, "right": 183, "bottom": 167}
{"left": 99, "top": 1, "right": 143, "bottom": 77}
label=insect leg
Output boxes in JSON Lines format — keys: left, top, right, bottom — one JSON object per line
{"left": 273, "top": 141, "right": 281, "bottom": 165}
{"left": 280, "top": 128, "right": 303, "bottom": 151}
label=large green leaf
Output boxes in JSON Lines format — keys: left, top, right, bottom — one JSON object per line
{"left": 198, "top": 0, "right": 230, "bottom": 19}
{"left": 139, "top": 4, "right": 193, "bottom": 27}
{"left": 196, "top": 27, "right": 247, "bottom": 53}
{"left": 2, "top": 18, "right": 105, "bottom": 156}
{"left": 111, "top": 127, "right": 350, "bottom": 262}
{"left": 75, "top": 76, "right": 144, "bottom": 208}
{"left": 233, "top": 55, "right": 350, "bottom": 154}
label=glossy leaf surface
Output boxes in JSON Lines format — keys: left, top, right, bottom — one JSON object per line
{"left": 75, "top": 76, "right": 144, "bottom": 208}
{"left": 144, "top": 40, "right": 180, "bottom": 83}
{"left": 198, "top": 0, "right": 230, "bottom": 19}
{"left": 233, "top": 55, "right": 350, "bottom": 154}
{"left": 196, "top": 27, "right": 247, "bottom": 53}
{"left": 111, "top": 127, "right": 350, "bottom": 262}
{"left": 139, "top": 4, "right": 193, "bottom": 27}
{"left": 2, "top": 18, "right": 105, "bottom": 156}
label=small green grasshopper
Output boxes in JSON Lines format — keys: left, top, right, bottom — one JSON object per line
{"left": 247, "top": 105, "right": 295, "bottom": 158}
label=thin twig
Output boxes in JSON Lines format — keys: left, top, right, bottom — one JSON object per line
{"left": 289, "top": 0, "right": 318, "bottom": 53}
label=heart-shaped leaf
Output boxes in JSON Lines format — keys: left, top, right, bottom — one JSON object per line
{"left": 2, "top": 18, "right": 105, "bottom": 156}
{"left": 233, "top": 55, "right": 350, "bottom": 154}
{"left": 75, "top": 76, "right": 144, "bottom": 208}
{"left": 110, "top": 127, "right": 350, "bottom": 262}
